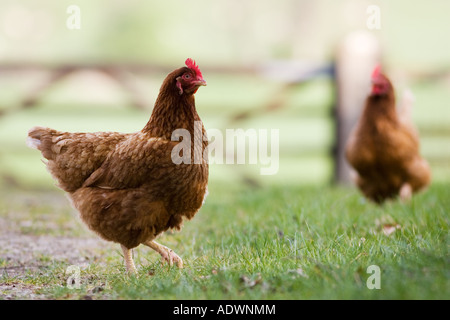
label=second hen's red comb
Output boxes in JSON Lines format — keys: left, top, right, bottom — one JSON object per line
{"left": 185, "top": 58, "right": 203, "bottom": 78}
{"left": 371, "top": 64, "right": 382, "bottom": 79}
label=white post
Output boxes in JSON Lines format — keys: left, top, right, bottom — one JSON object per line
{"left": 335, "top": 31, "right": 381, "bottom": 184}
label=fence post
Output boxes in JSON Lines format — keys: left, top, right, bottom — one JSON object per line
{"left": 334, "top": 31, "right": 381, "bottom": 184}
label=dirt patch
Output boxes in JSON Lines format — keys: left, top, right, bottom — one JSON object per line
{"left": 0, "top": 231, "right": 117, "bottom": 299}
{"left": 0, "top": 283, "right": 47, "bottom": 300}
{"left": 1, "top": 232, "right": 113, "bottom": 274}
{"left": 0, "top": 190, "right": 121, "bottom": 299}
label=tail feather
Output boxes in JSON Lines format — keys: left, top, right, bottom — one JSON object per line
{"left": 27, "top": 126, "right": 59, "bottom": 160}
{"left": 27, "top": 126, "right": 45, "bottom": 150}
{"left": 26, "top": 136, "right": 41, "bottom": 149}
{"left": 26, "top": 126, "right": 127, "bottom": 192}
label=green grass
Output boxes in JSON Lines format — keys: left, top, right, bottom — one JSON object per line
{"left": 1, "top": 182, "right": 448, "bottom": 300}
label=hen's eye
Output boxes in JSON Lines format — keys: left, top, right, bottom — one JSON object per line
{"left": 183, "top": 74, "right": 191, "bottom": 79}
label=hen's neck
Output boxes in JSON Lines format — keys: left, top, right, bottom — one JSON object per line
{"left": 361, "top": 91, "right": 398, "bottom": 127}
{"left": 142, "top": 91, "right": 201, "bottom": 140}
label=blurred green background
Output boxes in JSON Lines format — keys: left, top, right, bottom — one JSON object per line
{"left": 0, "top": 0, "right": 449, "bottom": 191}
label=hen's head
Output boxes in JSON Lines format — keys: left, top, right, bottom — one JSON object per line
{"left": 371, "top": 65, "right": 392, "bottom": 96}
{"left": 176, "top": 58, "right": 207, "bottom": 95}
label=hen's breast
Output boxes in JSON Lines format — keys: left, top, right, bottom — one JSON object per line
{"left": 166, "top": 161, "right": 208, "bottom": 214}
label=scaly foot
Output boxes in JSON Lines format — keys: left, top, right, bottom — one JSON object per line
{"left": 121, "top": 244, "right": 137, "bottom": 274}
{"left": 144, "top": 240, "right": 183, "bottom": 268}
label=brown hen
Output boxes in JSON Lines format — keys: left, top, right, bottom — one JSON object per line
{"left": 27, "top": 59, "right": 208, "bottom": 273}
{"left": 345, "top": 65, "right": 431, "bottom": 203}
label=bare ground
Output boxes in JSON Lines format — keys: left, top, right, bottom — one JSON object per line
{"left": 0, "top": 189, "right": 118, "bottom": 299}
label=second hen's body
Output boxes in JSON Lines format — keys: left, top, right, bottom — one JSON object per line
{"left": 345, "top": 66, "right": 431, "bottom": 203}
{"left": 27, "top": 59, "right": 208, "bottom": 273}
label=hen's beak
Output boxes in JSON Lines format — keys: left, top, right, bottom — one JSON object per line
{"left": 193, "top": 79, "right": 207, "bottom": 86}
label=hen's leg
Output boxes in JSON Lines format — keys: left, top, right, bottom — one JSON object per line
{"left": 399, "top": 183, "right": 412, "bottom": 201}
{"left": 349, "top": 169, "right": 360, "bottom": 185}
{"left": 144, "top": 240, "right": 183, "bottom": 268}
{"left": 121, "top": 244, "right": 137, "bottom": 274}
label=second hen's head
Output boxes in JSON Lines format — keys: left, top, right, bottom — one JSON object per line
{"left": 370, "top": 65, "right": 393, "bottom": 97}
{"left": 175, "top": 58, "right": 207, "bottom": 96}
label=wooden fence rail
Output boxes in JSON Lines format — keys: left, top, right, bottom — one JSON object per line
{"left": 0, "top": 33, "right": 449, "bottom": 187}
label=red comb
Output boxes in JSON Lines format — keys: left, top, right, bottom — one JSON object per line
{"left": 185, "top": 58, "right": 203, "bottom": 78}
{"left": 371, "top": 64, "right": 381, "bottom": 78}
